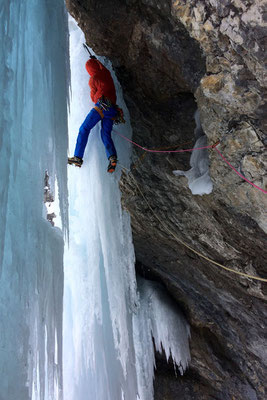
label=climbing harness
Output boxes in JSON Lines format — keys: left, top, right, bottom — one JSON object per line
{"left": 114, "top": 132, "right": 267, "bottom": 194}
{"left": 95, "top": 96, "right": 125, "bottom": 124}
{"left": 94, "top": 105, "right": 104, "bottom": 119}
{"left": 98, "top": 96, "right": 113, "bottom": 111}
{"left": 120, "top": 164, "right": 267, "bottom": 283}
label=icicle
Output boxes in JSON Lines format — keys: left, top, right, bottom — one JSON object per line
{"left": 173, "top": 110, "right": 213, "bottom": 195}
{"left": 133, "top": 278, "right": 190, "bottom": 400}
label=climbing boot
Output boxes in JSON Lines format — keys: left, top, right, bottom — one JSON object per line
{"left": 107, "top": 156, "right": 117, "bottom": 173}
{"left": 68, "top": 156, "right": 83, "bottom": 167}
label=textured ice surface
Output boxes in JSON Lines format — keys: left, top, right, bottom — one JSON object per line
{"left": 0, "top": 1, "right": 69, "bottom": 399}
{"left": 173, "top": 111, "right": 213, "bottom": 195}
{"left": 134, "top": 278, "right": 191, "bottom": 400}
{"left": 63, "top": 19, "right": 138, "bottom": 400}
{"left": 64, "top": 18, "right": 190, "bottom": 400}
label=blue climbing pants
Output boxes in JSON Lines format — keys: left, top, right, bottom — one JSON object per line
{"left": 74, "top": 103, "right": 117, "bottom": 159}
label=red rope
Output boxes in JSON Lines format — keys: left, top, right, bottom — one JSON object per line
{"left": 114, "top": 131, "right": 266, "bottom": 194}
{"left": 214, "top": 147, "right": 267, "bottom": 194}
{"left": 114, "top": 131, "right": 214, "bottom": 152}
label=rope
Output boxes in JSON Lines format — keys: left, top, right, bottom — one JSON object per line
{"left": 115, "top": 131, "right": 266, "bottom": 194}
{"left": 145, "top": 140, "right": 194, "bottom": 152}
{"left": 114, "top": 130, "right": 214, "bottom": 153}
{"left": 120, "top": 164, "right": 267, "bottom": 283}
{"left": 131, "top": 140, "right": 193, "bottom": 170}
{"left": 214, "top": 147, "right": 267, "bottom": 194}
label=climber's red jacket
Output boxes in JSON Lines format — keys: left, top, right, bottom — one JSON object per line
{"left": 85, "top": 59, "right": 117, "bottom": 105}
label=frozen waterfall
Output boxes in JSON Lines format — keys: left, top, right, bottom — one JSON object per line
{"left": 64, "top": 19, "right": 190, "bottom": 400}
{"left": 0, "top": 1, "right": 69, "bottom": 400}
{"left": 63, "top": 19, "right": 138, "bottom": 400}
{"left": 0, "top": 4, "right": 190, "bottom": 399}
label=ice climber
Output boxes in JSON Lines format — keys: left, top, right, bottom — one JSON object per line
{"left": 68, "top": 55, "right": 123, "bottom": 173}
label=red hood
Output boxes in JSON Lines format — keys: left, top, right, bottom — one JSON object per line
{"left": 85, "top": 59, "right": 102, "bottom": 76}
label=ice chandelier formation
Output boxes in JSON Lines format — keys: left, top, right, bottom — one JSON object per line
{"left": 63, "top": 18, "right": 190, "bottom": 400}
{"left": 0, "top": 1, "right": 69, "bottom": 399}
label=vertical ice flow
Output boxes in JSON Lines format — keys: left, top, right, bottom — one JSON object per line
{"left": 64, "top": 18, "right": 138, "bottom": 400}
{"left": 64, "top": 19, "right": 190, "bottom": 400}
{"left": 0, "top": 1, "right": 69, "bottom": 400}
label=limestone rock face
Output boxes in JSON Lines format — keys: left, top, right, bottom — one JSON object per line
{"left": 66, "top": 0, "right": 267, "bottom": 399}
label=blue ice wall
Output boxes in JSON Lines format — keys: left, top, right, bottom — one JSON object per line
{"left": 0, "top": 1, "right": 69, "bottom": 399}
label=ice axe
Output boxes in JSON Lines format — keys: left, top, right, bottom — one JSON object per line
{"left": 83, "top": 43, "right": 96, "bottom": 59}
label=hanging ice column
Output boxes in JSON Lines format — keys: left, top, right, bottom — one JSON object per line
{"left": 64, "top": 18, "right": 190, "bottom": 400}
{"left": 0, "top": 1, "right": 69, "bottom": 400}
{"left": 133, "top": 278, "right": 190, "bottom": 400}
{"left": 173, "top": 110, "right": 213, "bottom": 195}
